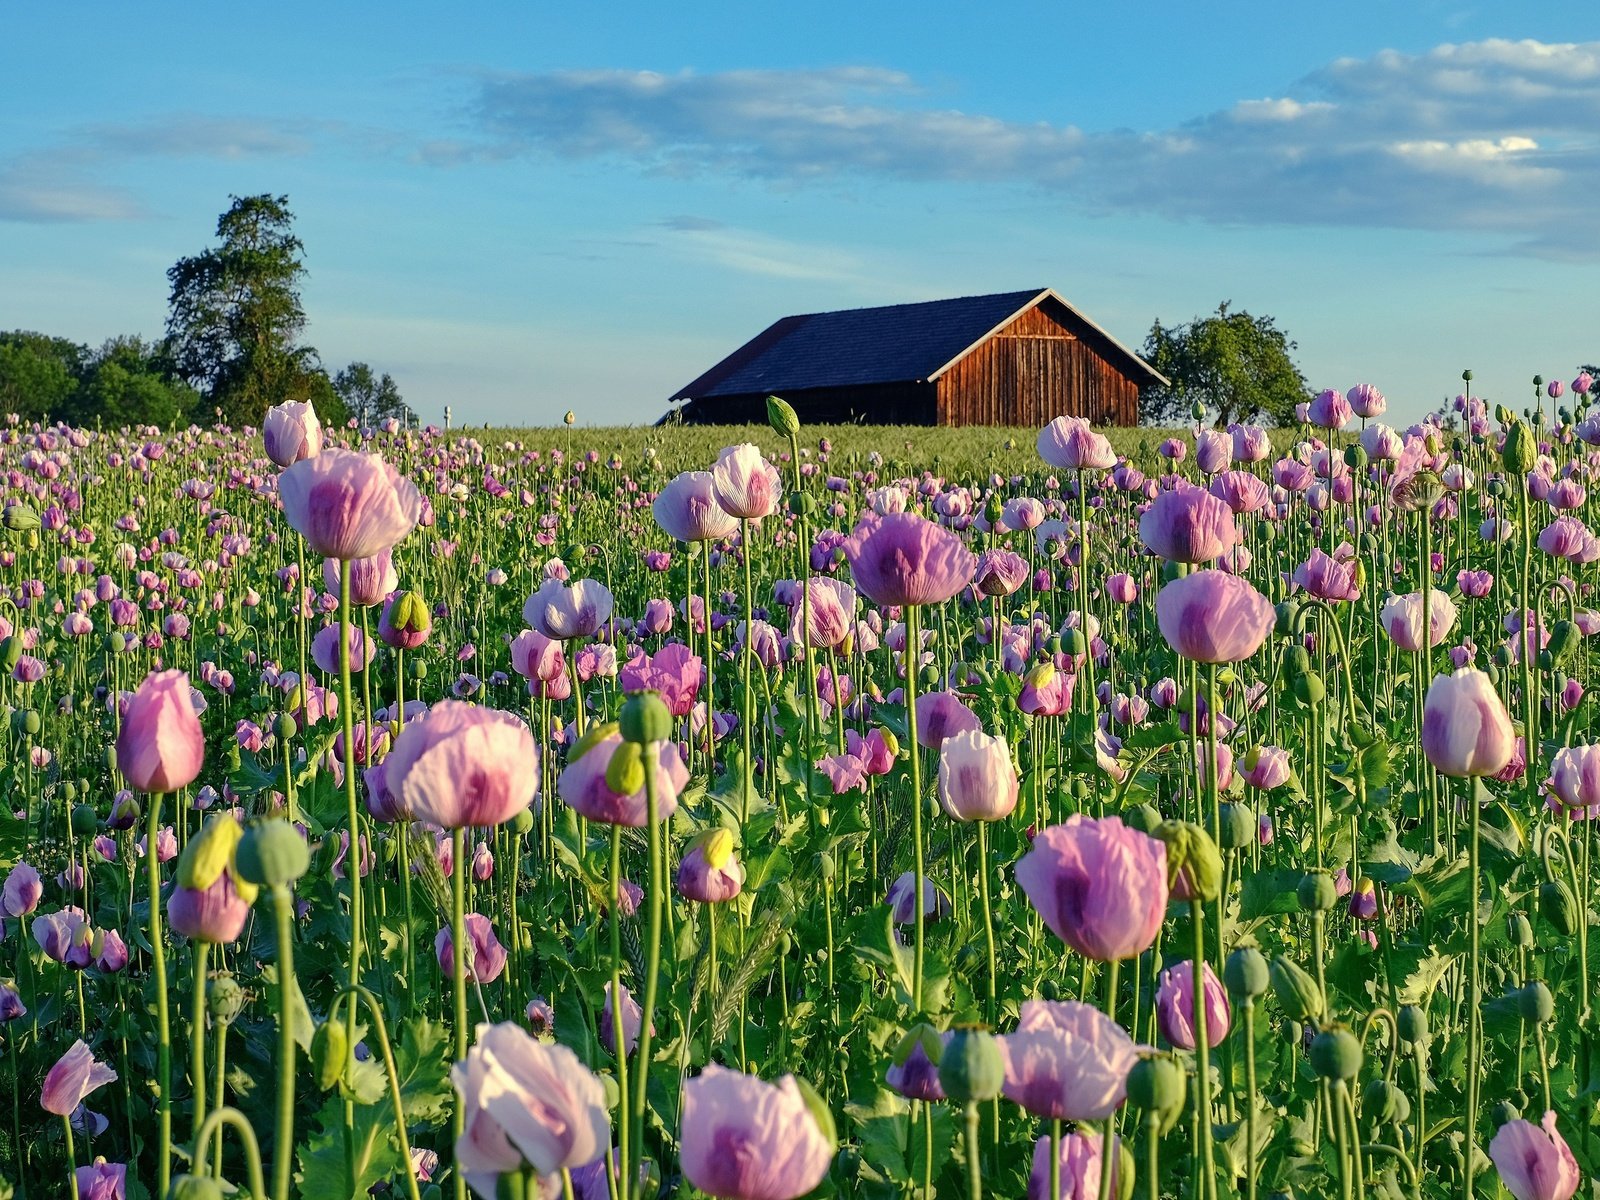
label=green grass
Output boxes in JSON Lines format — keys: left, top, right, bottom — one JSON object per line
{"left": 469, "top": 423, "right": 1305, "bottom": 477}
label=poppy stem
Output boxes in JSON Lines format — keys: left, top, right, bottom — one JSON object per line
{"left": 270, "top": 883, "right": 297, "bottom": 1200}
{"left": 145, "top": 790, "right": 173, "bottom": 1197}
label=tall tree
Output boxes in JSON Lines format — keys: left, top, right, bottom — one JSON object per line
{"left": 1141, "top": 302, "right": 1310, "bottom": 427}
{"left": 333, "top": 362, "right": 414, "bottom": 427}
{"left": 164, "top": 194, "right": 333, "bottom": 427}
{"left": 71, "top": 336, "right": 199, "bottom": 429}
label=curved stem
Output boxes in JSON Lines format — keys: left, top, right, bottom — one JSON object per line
{"left": 329, "top": 984, "right": 424, "bottom": 1200}
{"left": 193, "top": 1106, "right": 268, "bottom": 1200}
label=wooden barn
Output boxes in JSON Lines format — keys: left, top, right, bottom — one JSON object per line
{"left": 662, "top": 288, "right": 1164, "bottom": 427}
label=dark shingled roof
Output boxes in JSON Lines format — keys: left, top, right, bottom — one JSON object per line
{"left": 669, "top": 288, "right": 1163, "bottom": 401}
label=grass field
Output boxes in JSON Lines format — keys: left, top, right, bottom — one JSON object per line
{"left": 469, "top": 422, "right": 1306, "bottom": 476}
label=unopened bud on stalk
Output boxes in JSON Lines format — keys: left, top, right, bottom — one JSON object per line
{"left": 1218, "top": 802, "right": 1255, "bottom": 851}
{"left": 1518, "top": 980, "right": 1555, "bottom": 1024}
{"left": 311, "top": 1018, "right": 350, "bottom": 1091}
{"left": 208, "top": 974, "right": 245, "bottom": 1023}
{"left": 1224, "top": 946, "right": 1270, "bottom": 1000}
{"left": 1502, "top": 420, "right": 1538, "bottom": 474}
{"left": 1540, "top": 879, "right": 1580, "bottom": 936}
{"left": 620, "top": 691, "right": 671, "bottom": 744}
{"left": 1310, "top": 1025, "right": 1362, "bottom": 1080}
{"left": 1397, "top": 1004, "right": 1429, "bottom": 1047}
{"left": 939, "top": 1027, "right": 1004, "bottom": 1104}
{"left": 766, "top": 395, "right": 801, "bottom": 438}
{"left": 1298, "top": 870, "right": 1338, "bottom": 912}
{"left": 1270, "top": 956, "right": 1324, "bottom": 1021}
{"left": 237, "top": 819, "right": 311, "bottom": 888}
{"left": 1362, "top": 1078, "right": 1407, "bottom": 1123}
{"left": 1126, "top": 1056, "right": 1187, "bottom": 1134}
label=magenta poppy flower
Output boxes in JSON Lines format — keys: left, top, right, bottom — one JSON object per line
{"left": 710, "top": 444, "right": 782, "bottom": 520}
{"left": 1489, "top": 1111, "right": 1580, "bottom": 1200}
{"left": 1027, "top": 1130, "right": 1116, "bottom": 1200}
{"left": 654, "top": 470, "right": 740, "bottom": 542}
{"left": 842, "top": 511, "right": 975, "bottom": 608}
{"left": 789, "top": 577, "right": 858, "bottom": 651}
{"left": 385, "top": 701, "right": 539, "bottom": 829}
{"left": 1549, "top": 745, "right": 1600, "bottom": 812}
{"left": 557, "top": 731, "right": 686, "bottom": 827}
{"left": 973, "top": 549, "right": 1030, "bottom": 597}
{"left": 1242, "top": 746, "right": 1292, "bottom": 791}
{"left": 1155, "top": 960, "right": 1231, "bottom": 1049}
{"left": 2, "top": 862, "right": 42, "bottom": 918}
{"left": 1292, "top": 547, "right": 1360, "bottom": 602}
{"left": 278, "top": 448, "right": 422, "bottom": 562}
{"left": 1138, "top": 483, "right": 1238, "bottom": 564}
{"left": 913, "top": 690, "right": 982, "bottom": 748}
{"left": 600, "top": 981, "right": 651, "bottom": 1057}
{"left": 1016, "top": 815, "right": 1167, "bottom": 961}
{"left": 40, "top": 1040, "right": 117, "bottom": 1116}
{"left": 677, "top": 832, "right": 744, "bottom": 904}
{"left": 323, "top": 548, "right": 397, "bottom": 607}
{"left": 311, "top": 621, "right": 374, "bottom": 675}
{"left": 523, "top": 576, "right": 614, "bottom": 641}
{"left": 1209, "top": 471, "right": 1271, "bottom": 515}
{"left": 1019, "top": 662, "right": 1075, "bottom": 717}
{"left": 1000, "top": 999, "right": 1140, "bottom": 1120}
{"left": 1037, "top": 417, "right": 1117, "bottom": 471}
{"left": 1380, "top": 591, "right": 1457, "bottom": 652}
{"left": 1347, "top": 382, "right": 1386, "bottom": 419}
{"left": 436, "top": 913, "right": 508, "bottom": 983}
{"left": 116, "top": 669, "right": 205, "bottom": 794}
{"left": 1422, "top": 668, "right": 1515, "bottom": 779}
{"left": 618, "top": 643, "right": 703, "bottom": 717}
{"left": 680, "top": 1066, "right": 833, "bottom": 1200}
{"left": 1194, "top": 429, "right": 1231, "bottom": 475}
{"left": 1308, "top": 388, "right": 1352, "bottom": 430}
{"left": 263, "top": 400, "right": 323, "bottom": 467}
{"left": 1154, "top": 571, "right": 1274, "bottom": 664}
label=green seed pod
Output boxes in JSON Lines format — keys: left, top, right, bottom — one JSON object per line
{"left": 1540, "top": 879, "right": 1580, "bottom": 936}
{"left": 1364, "top": 1078, "right": 1409, "bottom": 1125}
{"left": 605, "top": 741, "right": 647, "bottom": 795}
{"left": 1396, "top": 1005, "right": 1429, "bottom": 1047}
{"left": 509, "top": 808, "right": 535, "bottom": 836}
{"left": 236, "top": 820, "right": 311, "bottom": 888}
{"left": 1297, "top": 870, "right": 1338, "bottom": 912}
{"left": 1490, "top": 1100, "right": 1521, "bottom": 1128}
{"left": 984, "top": 493, "right": 1004, "bottom": 524}
{"left": 1154, "top": 821, "right": 1223, "bottom": 903}
{"left": 1291, "top": 671, "right": 1326, "bottom": 705}
{"left": 1502, "top": 420, "right": 1538, "bottom": 474}
{"left": 1343, "top": 444, "right": 1368, "bottom": 470}
{"left": 1507, "top": 913, "right": 1534, "bottom": 949}
{"left": 311, "top": 1018, "right": 350, "bottom": 1091}
{"left": 1276, "top": 603, "right": 1305, "bottom": 642}
{"left": 1518, "top": 980, "right": 1555, "bottom": 1024}
{"left": 819, "top": 851, "right": 836, "bottom": 882}
{"left": 1039, "top": 978, "right": 1062, "bottom": 1002}
{"left": 411, "top": 658, "right": 428, "bottom": 680}
{"left": 1270, "top": 956, "right": 1324, "bottom": 1022}
{"left": 619, "top": 691, "right": 671, "bottom": 745}
{"left": 766, "top": 394, "right": 801, "bottom": 438}
{"left": 1218, "top": 802, "right": 1256, "bottom": 852}
{"left": 1126, "top": 1056, "right": 1187, "bottom": 1135}
{"left": 61, "top": 780, "right": 77, "bottom": 803}
{"left": 274, "top": 713, "right": 298, "bottom": 742}
{"left": 1224, "top": 946, "right": 1270, "bottom": 1000}
{"left": 1281, "top": 1018, "right": 1304, "bottom": 1046}
{"left": 208, "top": 974, "right": 245, "bottom": 1024}
{"left": 939, "top": 1027, "right": 1005, "bottom": 1104}
{"left": 789, "top": 490, "right": 817, "bottom": 518}
{"left": 1, "top": 502, "right": 40, "bottom": 532}
{"left": 1309, "top": 1026, "right": 1362, "bottom": 1080}
{"left": 0, "top": 637, "right": 23, "bottom": 671}
{"left": 70, "top": 803, "right": 98, "bottom": 837}
{"left": 1062, "top": 628, "right": 1088, "bottom": 657}
{"left": 14, "top": 709, "right": 40, "bottom": 737}
{"left": 1547, "top": 620, "right": 1580, "bottom": 666}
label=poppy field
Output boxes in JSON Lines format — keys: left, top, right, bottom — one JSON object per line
{"left": 2, "top": 380, "right": 1599, "bottom": 1200}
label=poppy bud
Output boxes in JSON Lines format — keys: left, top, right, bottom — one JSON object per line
{"left": 1397, "top": 1005, "right": 1429, "bottom": 1047}
{"left": 1292, "top": 672, "right": 1325, "bottom": 705}
{"left": 71, "top": 803, "right": 98, "bottom": 837}
{"left": 766, "top": 394, "right": 801, "bottom": 438}
{"left": 237, "top": 820, "right": 311, "bottom": 888}
{"left": 620, "top": 691, "right": 672, "bottom": 745}
{"left": 938, "top": 1027, "right": 1004, "bottom": 1104}
{"left": 1218, "top": 802, "right": 1255, "bottom": 851}
{"left": 509, "top": 808, "right": 535, "bottom": 836}
{"left": 1501, "top": 420, "right": 1537, "bottom": 474}
{"left": 1310, "top": 1026, "right": 1362, "bottom": 1080}
{"left": 1224, "top": 946, "right": 1270, "bottom": 1000}
{"left": 1540, "top": 878, "right": 1580, "bottom": 936}
{"left": 1507, "top": 913, "right": 1534, "bottom": 948}
{"left": 1298, "top": 870, "right": 1338, "bottom": 912}
{"left": 1518, "top": 980, "right": 1555, "bottom": 1024}
{"left": 1270, "top": 956, "right": 1324, "bottom": 1021}
{"left": 311, "top": 1017, "right": 350, "bottom": 1091}
{"left": 1126, "top": 1056, "right": 1187, "bottom": 1135}
{"left": 1362, "top": 1078, "right": 1406, "bottom": 1123}
{"left": 169, "top": 1175, "right": 226, "bottom": 1200}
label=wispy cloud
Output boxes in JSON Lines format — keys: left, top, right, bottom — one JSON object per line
{"left": 0, "top": 115, "right": 321, "bottom": 224}
{"left": 453, "top": 40, "right": 1600, "bottom": 256}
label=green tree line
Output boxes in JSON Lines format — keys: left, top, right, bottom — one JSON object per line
{"left": 1, "top": 194, "right": 414, "bottom": 431}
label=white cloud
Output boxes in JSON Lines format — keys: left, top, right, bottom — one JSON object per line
{"left": 454, "top": 39, "right": 1600, "bottom": 256}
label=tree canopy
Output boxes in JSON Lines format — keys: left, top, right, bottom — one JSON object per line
{"left": 0, "top": 332, "right": 198, "bottom": 428}
{"left": 334, "top": 362, "right": 414, "bottom": 427}
{"left": 1141, "top": 302, "right": 1311, "bottom": 427}
{"left": 164, "top": 193, "right": 345, "bottom": 427}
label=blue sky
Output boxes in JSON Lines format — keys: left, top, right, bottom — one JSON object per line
{"left": 3, "top": 2, "right": 1597, "bottom": 427}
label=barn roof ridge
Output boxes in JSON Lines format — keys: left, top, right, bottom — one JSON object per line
{"left": 668, "top": 287, "right": 1165, "bottom": 403}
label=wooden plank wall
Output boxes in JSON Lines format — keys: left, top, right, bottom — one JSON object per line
{"left": 934, "top": 301, "right": 1140, "bottom": 426}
